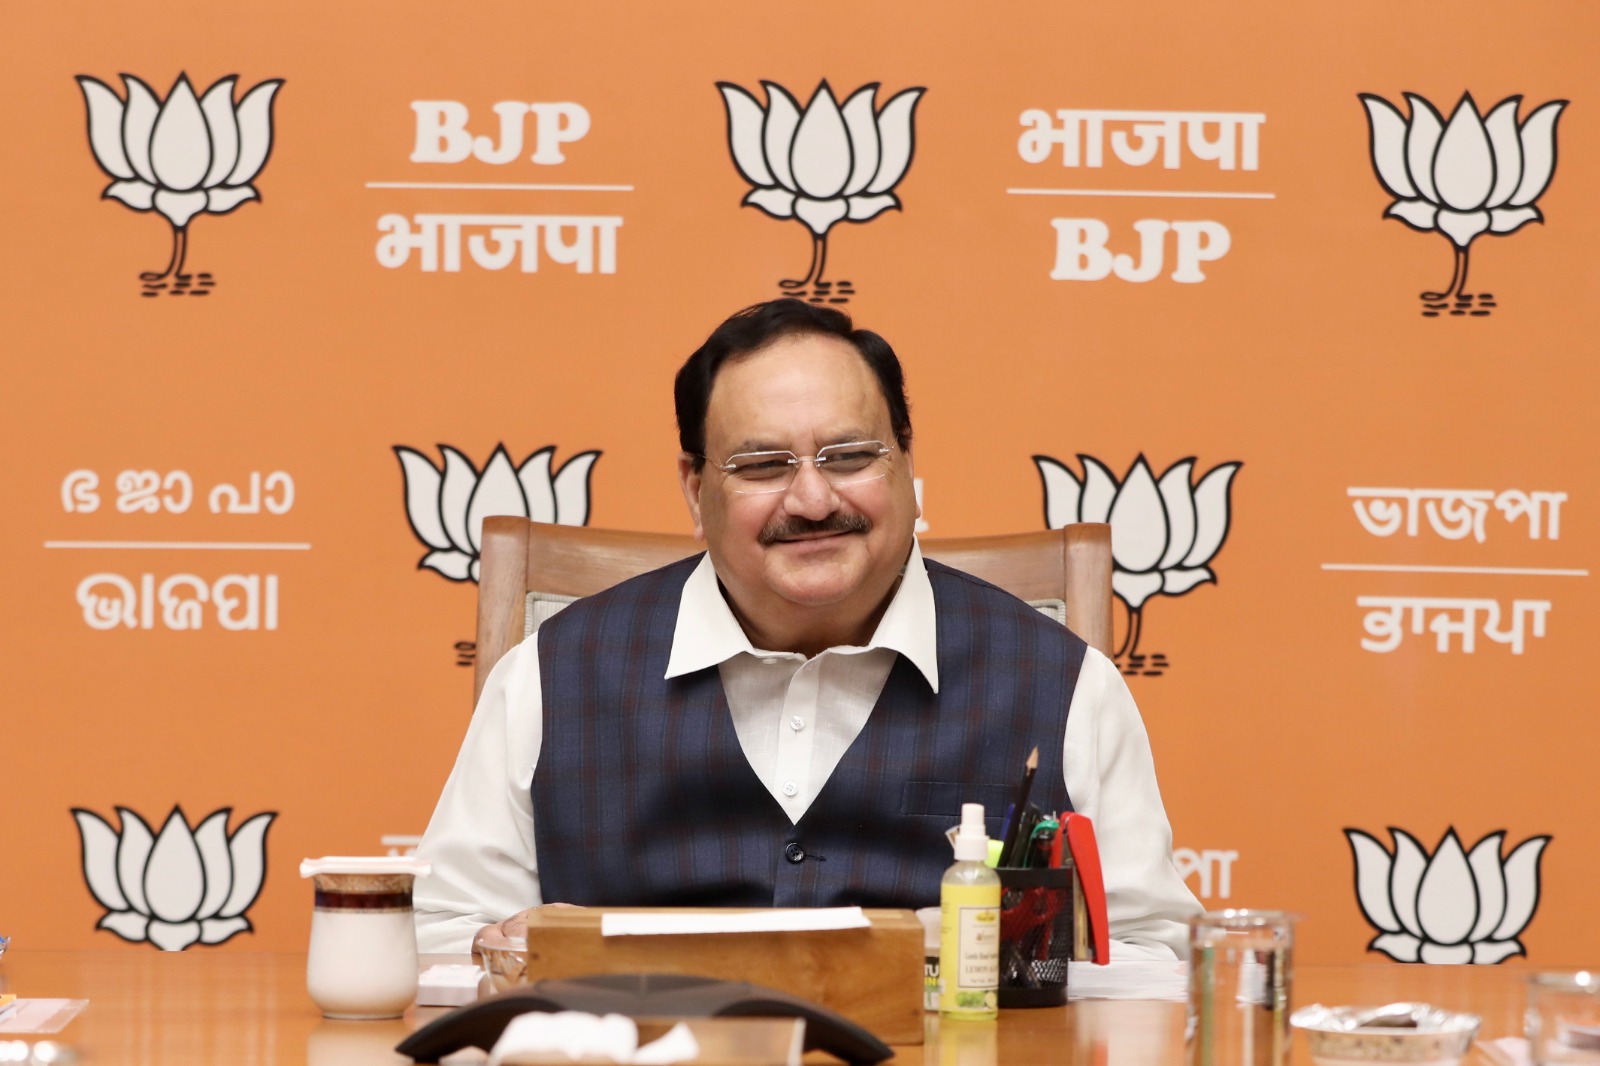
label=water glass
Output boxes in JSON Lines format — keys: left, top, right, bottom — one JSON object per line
{"left": 1529, "top": 971, "right": 1600, "bottom": 1064}
{"left": 1187, "top": 909, "right": 1299, "bottom": 1066}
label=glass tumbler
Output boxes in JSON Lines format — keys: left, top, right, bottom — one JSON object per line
{"left": 1187, "top": 909, "right": 1299, "bottom": 1066}
{"left": 1529, "top": 971, "right": 1600, "bottom": 1064}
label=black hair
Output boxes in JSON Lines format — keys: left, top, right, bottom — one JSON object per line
{"left": 674, "top": 298, "right": 913, "bottom": 470}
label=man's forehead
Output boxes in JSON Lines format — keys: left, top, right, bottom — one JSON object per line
{"left": 704, "top": 336, "right": 891, "bottom": 446}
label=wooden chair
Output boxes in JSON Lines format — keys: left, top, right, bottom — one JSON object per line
{"left": 473, "top": 517, "right": 1114, "bottom": 703}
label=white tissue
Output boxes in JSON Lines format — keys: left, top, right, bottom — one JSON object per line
{"left": 487, "top": 1011, "right": 700, "bottom": 1065}
{"left": 629, "top": 1023, "right": 699, "bottom": 1065}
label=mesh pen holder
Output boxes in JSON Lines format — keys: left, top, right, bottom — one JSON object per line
{"left": 997, "top": 865, "right": 1083, "bottom": 1008}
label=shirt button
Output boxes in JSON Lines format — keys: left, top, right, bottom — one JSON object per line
{"left": 789, "top": 715, "right": 805, "bottom": 731}
{"left": 784, "top": 842, "right": 805, "bottom": 863}
{"left": 782, "top": 780, "right": 799, "bottom": 797}
{"left": 761, "top": 657, "right": 778, "bottom": 665}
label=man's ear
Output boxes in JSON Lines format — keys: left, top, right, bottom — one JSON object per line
{"left": 677, "top": 453, "right": 706, "bottom": 541}
{"left": 904, "top": 447, "right": 921, "bottom": 521}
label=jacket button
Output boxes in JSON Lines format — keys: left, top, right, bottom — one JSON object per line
{"left": 784, "top": 842, "right": 805, "bottom": 863}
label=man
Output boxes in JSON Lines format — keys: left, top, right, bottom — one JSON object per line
{"left": 414, "top": 299, "right": 1200, "bottom": 957}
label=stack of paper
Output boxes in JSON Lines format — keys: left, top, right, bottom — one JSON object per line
{"left": 1068, "top": 959, "right": 1188, "bottom": 1001}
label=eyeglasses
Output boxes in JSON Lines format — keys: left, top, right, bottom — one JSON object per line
{"left": 705, "top": 441, "right": 894, "bottom": 495}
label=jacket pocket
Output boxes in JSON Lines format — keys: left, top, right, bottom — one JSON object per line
{"left": 900, "top": 780, "right": 1015, "bottom": 825}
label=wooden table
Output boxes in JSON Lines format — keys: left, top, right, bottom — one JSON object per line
{"left": 1, "top": 951, "right": 1531, "bottom": 1064}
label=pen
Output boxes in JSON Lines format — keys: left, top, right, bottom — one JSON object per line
{"left": 997, "top": 803, "right": 1016, "bottom": 861}
{"left": 1006, "top": 805, "right": 1042, "bottom": 868}
{"left": 1027, "top": 818, "right": 1059, "bottom": 869}
{"left": 998, "top": 747, "right": 1039, "bottom": 868}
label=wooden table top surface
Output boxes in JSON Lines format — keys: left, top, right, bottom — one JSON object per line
{"left": 0, "top": 950, "right": 1535, "bottom": 1065}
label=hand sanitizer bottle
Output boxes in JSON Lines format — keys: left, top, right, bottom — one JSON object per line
{"left": 939, "top": 802, "right": 1000, "bottom": 1019}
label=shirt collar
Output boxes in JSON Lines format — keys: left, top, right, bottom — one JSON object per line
{"left": 665, "top": 539, "right": 940, "bottom": 693}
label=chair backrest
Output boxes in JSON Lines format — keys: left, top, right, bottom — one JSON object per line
{"left": 473, "top": 516, "right": 1113, "bottom": 703}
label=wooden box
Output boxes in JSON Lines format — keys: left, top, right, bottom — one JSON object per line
{"left": 497, "top": 908, "right": 925, "bottom": 1046}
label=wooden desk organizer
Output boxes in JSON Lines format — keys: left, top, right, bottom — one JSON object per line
{"left": 496, "top": 908, "right": 925, "bottom": 1046}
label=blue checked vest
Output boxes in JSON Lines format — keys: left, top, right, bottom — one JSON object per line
{"left": 532, "top": 555, "right": 1083, "bottom": 908}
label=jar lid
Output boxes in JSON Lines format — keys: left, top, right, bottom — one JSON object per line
{"left": 299, "top": 855, "right": 431, "bottom": 877}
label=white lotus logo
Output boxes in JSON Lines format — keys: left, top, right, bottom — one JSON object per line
{"left": 717, "top": 80, "right": 924, "bottom": 299}
{"left": 73, "top": 806, "right": 275, "bottom": 951}
{"left": 1035, "top": 454, "right": 1239, "bottom": 670}
{"left": 1359, "top": 92, "right": 1565, "bottom": 314}
{"left": 77, "top": 73, "right": 282, "bottom": 294}
{"left": 1346, "top": 827, "right": 1550, "bottom": 964}
{"left": 396, "top": 443, "right": 600, "bottom": 583}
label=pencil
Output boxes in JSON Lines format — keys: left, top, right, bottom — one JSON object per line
{"left": 998, "top": 746, "right": 1039, "bottom": 867}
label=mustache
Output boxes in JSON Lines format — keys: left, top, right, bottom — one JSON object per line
{"left": 759, "top": 512, "right": 871, "bottom": 545}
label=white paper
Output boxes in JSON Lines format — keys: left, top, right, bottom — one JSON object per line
{"left": 601, "top": 907, "right": 871, "bottom": 937}
{"left": 418, "top": 963, "right": 486, "bottom": 1007}
{"left": 0, "top": 998, "right": 89, "bottom": 1034}
{"left": 1067, "top": 959, "right": 1188, "bottom": 1001}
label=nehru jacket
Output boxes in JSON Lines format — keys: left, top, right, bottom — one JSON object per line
{"left": 532, "top": 554, "right": 1078, "bottom": 908}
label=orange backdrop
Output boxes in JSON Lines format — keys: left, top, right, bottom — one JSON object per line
{"left": 3, "top": 0, "right": 1596, "bottom": 969}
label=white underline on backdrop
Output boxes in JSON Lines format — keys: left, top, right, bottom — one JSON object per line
{"left": 1321, "top": 563, "right": 1588, "bottom": 577}
{"left": 44, "top": 541, "right": 312, "bottom": 551}
{"left": 366, "top": 181, "right": 634, "bottom": 191}
{"left": 1006, "top": 188, "right": 1276, "bottom": 199}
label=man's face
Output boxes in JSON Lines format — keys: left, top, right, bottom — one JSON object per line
{"left": 678, "top": 332, "right": 919, "bottom": 636}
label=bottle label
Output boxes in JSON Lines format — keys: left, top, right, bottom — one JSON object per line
{"left": 940, "top": 882, "right": 1000, "bottom": 1015}
{"left": 956, "top": 905, "right": 1001, "bottom": 987}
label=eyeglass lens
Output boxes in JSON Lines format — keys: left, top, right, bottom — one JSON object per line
{"left": 720, "top": 442, "right": 891, "bottom": 493}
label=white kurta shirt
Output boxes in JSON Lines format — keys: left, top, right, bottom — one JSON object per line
{"left": 413, "top": 542, "right": 1201, "bottom": 956}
